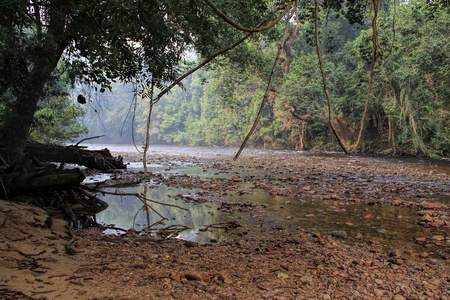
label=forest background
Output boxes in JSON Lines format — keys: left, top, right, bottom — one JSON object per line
{"left": 22, "top": 0, "right": 450, "bottom": 158}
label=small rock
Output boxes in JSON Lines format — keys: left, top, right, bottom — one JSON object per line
{"left": 427, "top": 258, "right": 446, "bottom": 266}
{"left": 218, "top": 273, "right": 232, "bottom": 284}
{"left": 322, "top": 294, "right": 332, "bottom": 300}
{"left": 185, "top": 271, "right": 209, "bottom": 281}
{"left": 286, "top": 216, "right": 293, "bottom": 220}
{"left": 393, "top": 199, "right": 403, "bottom": 205}
{"left": 286, "top": 237, "right": 301, "bottom": 244}
{"left": 431, "top": 220, "right": 446, "bottom": 227}
{"left": 432, "top": 235, "right": 445, "bottom": 241}
{"left": 389, "top": 249, "right": 402, "bottom": 257}
{"left": 421, "top": 214, "right": 434, "bottom": 222}
{"left": 305, "top": 214, "right": 315, "bottom": 217}
{"left": 364, "top": 214, "right": 374, "bottom": 220}
{"left": 170, "top": 273, "right": 181, "bottom": 281}
{"left": 204, "top": 285, "right": 216, "bottom": 293}
{"left": 393, "top": 295, "right": 405, "bottom": 300}
{"left": 262, "top": 290, "right": 277, "bottom": 299}
{"left": 420, "top": 201, "right": 442, "bottom": 209}
{"left": 419, "top": 252, "right": 429, "bottom": 258}
{"left": 374, "top": 289, "right": 384, "bottom": 296}
{"left": 297, "top": 275, "right": 314, "bottom": 285}
{"left": 229, "top": 175, "right": 242, "bottom": 182}
{"left": 184, "top": 241, "right": 197, "bottom": 248}
{"left": 331, "top": 231, "right": 348, "bottom": 239}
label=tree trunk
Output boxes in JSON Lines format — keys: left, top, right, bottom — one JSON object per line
{"left": 1, "top": 162, "right": 85, "bottom": 199}
{"left": 24, "top": 142, "right": 126, "bottom": 171}
{"left": 0, "top": 7, "right": 68, "bottom": 163}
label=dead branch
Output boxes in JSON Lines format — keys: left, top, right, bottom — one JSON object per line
{"left": 74, "top": 135, "right": 105, "bottom": 147}
{"left": 88, "top": 187, "right": 189, "bottom": 212}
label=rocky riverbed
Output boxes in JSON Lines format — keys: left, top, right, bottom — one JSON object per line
{"left": 1, "top": 150, "right": 449, "bottom": 299}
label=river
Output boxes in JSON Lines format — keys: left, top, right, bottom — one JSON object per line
{"left": 81, "top": 143, "right": 450, "bottom": 260}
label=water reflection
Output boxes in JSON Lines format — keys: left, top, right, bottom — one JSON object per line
{"left": 231, "top": 191, "right": 448, "bottom": 255}
{"left": 96, "top": 184, "right": 234, "bottom": 243}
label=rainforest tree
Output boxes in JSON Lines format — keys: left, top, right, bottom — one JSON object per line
{"left": 0, "top": 0, "right": 277, "bottom": 161}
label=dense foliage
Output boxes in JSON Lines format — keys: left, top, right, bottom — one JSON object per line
{"left": 1, "top": 0, "right": 283, "bottom": 159}
{"left": 1, "top": 0, "right": 448, "bottom": 157}
{"left": 82, "top": 0, "right": 449, "bottom": 157}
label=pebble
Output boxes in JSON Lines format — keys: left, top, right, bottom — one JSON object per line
{"left": 374, "top": 288, "right": 384, "bottom": 296}
{"left": 262, "top": 290, "right": 277, "bottom": 299}
{"left": 420, "top": 201, "right": 442, "bottom": 209}
{"left": 331, "top": 231, "right": 348, "bottom": 239}
{"left": 426, "top": 258, "right": 446, "bottom": 266}
{"left": 364, "top": 214, "right": 374, "bottom": 220}
{"left": 389, "top": 249, "right": 402, "bottom": 257}
{"left": 322, "top": 294, "right": 331, "bottom": 300}
{"left": 393, "top": 296, "right": 405, "bottom": 300}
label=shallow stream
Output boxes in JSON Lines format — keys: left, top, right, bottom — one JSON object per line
{"left": 83, "top": 144, "right": 449, "bottom": 259}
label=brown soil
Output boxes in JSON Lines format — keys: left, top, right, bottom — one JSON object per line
{"left": 1, "top": 152, "right": 449, "bottom": 299}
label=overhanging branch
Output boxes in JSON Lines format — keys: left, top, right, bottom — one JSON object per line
{"left": 204, "top": 0, "right": 295, "bottom": 33}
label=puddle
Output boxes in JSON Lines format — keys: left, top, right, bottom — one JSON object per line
{"left": 96, "top": 185, "right": 239, "bottom": 243}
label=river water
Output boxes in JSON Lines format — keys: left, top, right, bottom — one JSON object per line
{"left": 82, "top": 143, "right": 450, "bottom": 259}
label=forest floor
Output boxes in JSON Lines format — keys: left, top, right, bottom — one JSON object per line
{"left": 0, "top": 151, "right": 449, "bottom": 299}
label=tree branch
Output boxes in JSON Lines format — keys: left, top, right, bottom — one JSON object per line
{"left": 204, "top": 0, "right": 295, "bottom": 33}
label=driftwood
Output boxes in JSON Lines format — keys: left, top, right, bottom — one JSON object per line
{"left": 25, "top": 141, "right": 126, "bottom": 171}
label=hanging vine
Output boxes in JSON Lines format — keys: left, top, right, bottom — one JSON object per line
{"left": 234, "top": 4, "right": 296, "bottom": 160}
{"left": 313, "top": 0, "right": 350, "bottom": 153}
{"left": 351, "top": 0, "right": 380, "bottom": 152}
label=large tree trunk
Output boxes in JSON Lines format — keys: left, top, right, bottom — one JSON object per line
{"left": 25, "top": 142, "right": 126, "bottom": 171}
{"left": 0, "top": 8, "right": 68, "bottom": 163}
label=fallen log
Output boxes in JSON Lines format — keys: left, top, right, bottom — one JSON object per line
{"left": 1, "top": 161, "right": 85, "bottom": 198}
{"left": 25, "top": 142, "right": 126, "bottom": 171}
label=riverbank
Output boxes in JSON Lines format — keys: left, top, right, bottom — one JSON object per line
{"left": 1, "top": 151, "right": 449, "bottom": 299}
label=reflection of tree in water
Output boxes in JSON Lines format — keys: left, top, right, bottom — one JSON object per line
{"left": 96, "top": 184, "right": 232, "bottom": 243}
